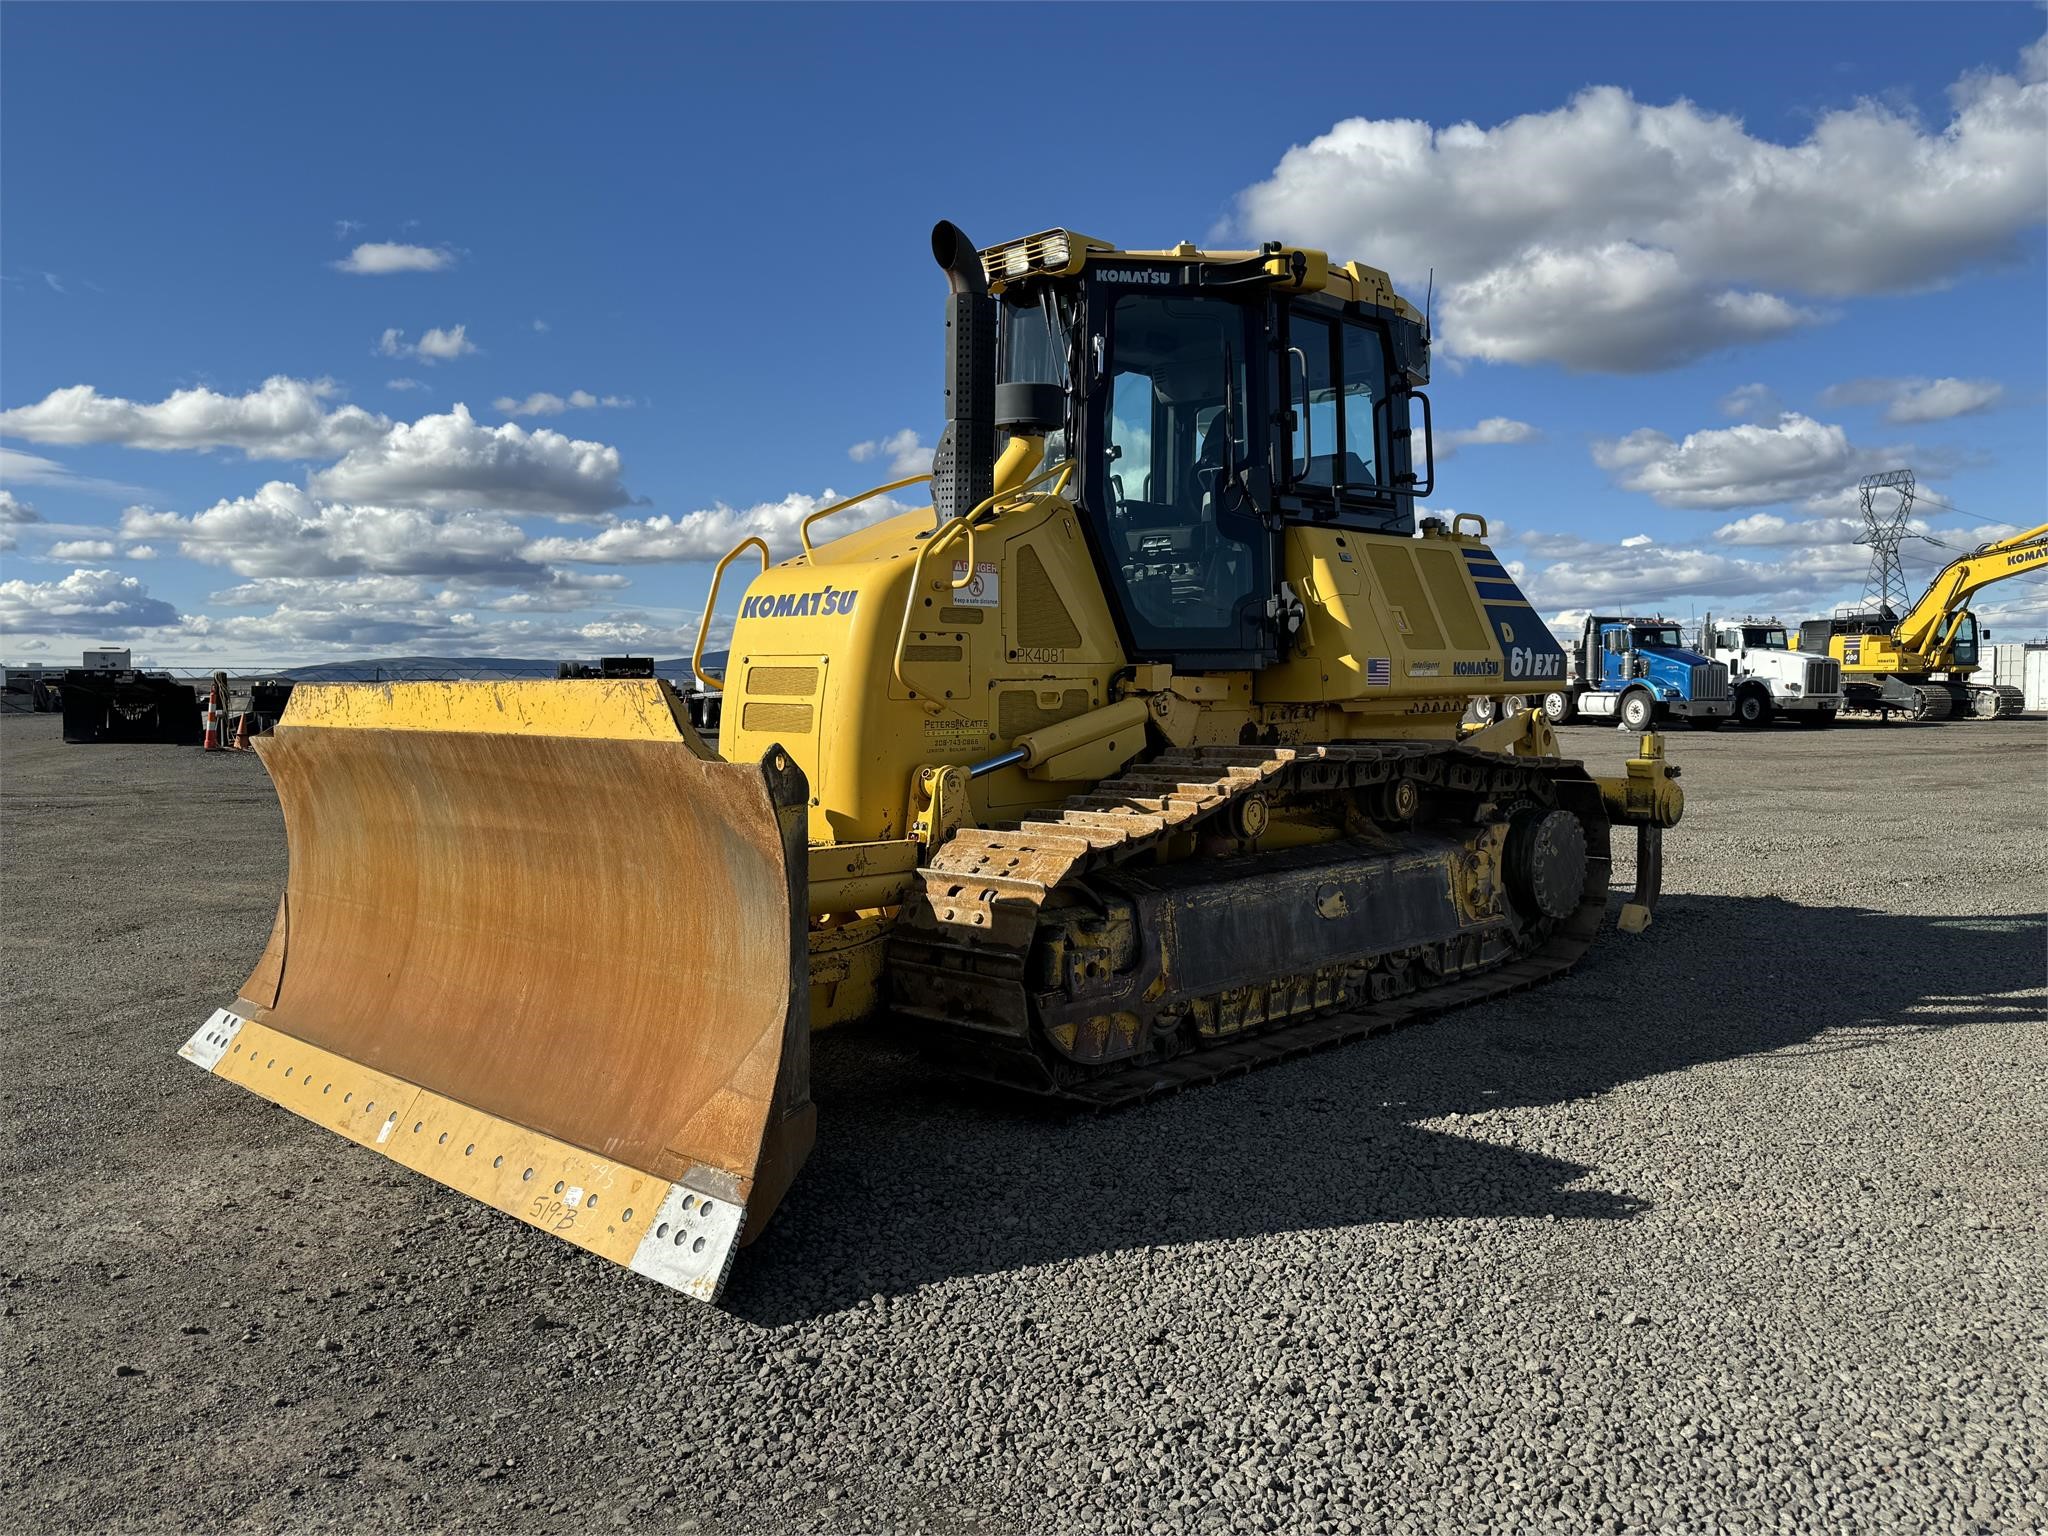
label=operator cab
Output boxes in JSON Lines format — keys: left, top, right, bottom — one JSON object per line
{"left": 1945, "top": 610, "right": 1979, "bottom": 667}
{"left": 989, "top": 231, "right": 1433, "bottom": 671}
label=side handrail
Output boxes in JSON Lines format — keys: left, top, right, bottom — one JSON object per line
{"left": 692, "top": 536, "right": 770, "bottom": 692}
{"left": 800, "top": 473, "right": 934, "bottom": 560}
{"left": 892, "top": 518, "right": 978, "bottom": 700}
{"left": 1452, "top": 512, "right": 1489, "bottom": 540}
{"left": 892, "top": 460, "right": 1075, "bottom": 701}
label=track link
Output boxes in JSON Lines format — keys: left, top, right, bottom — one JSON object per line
{"left": 890, "top": 741, "right": 1614, "bottom": 1107}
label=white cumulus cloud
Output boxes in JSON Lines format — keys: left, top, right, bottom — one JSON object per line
{"left": 528, "top": 489, "right": 916, "bottom": 567}
{"left": 1443, "top": 243, "right": 1820, "bottom": 371}
{"left": 1439, "top": 417, "right": 1542, "bottom": 456}
{"left": 1592, "top": 413, "right": 1866, "bottom": 509}
{"left": 333, "top": 242, "right": 455, "bottom": 275}
{"left": 1228, "top": 43, "right": 2047, "bottom": 371}
{"left": 49, "top": 538, "right": 117, "bottom": 559}
{"left": 376, "top": 325, "right": 477, "bottom": 364}
{"left": 0, "top": 376, "right": 390, "bottom": 460}
{"left": 493, "top": 390, "right": 633, "bottom": 417}
{"left": 306, "top": 405, "right": 632, "bottom": 519}
{"left": 848, "top": 429, "right": 934, "bottom": 478}
{"left": 1522, "top": 533, "right": 1870, "bottom": 614}
{"left": 1718, "top": 383, "right": 1783, "bottom": 419}
{"left": 1819, "top": 375, "right": 2007, "bottom": 425}
{"left": 120, "top": 482, "right": 543, "bottom": 582}
{"left": 0, "top": 488, "right": 38, "bottom": 548}
{"left": 0, "top": 567, "right": 182, "bottom": 635}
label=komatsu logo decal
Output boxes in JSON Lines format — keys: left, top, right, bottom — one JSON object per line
{"left": 741, "top": 589, "right": 857, "bottom": 620}
{"left": 1453, "top": 659, "right": 1501, "bottom": 677}
{"left": 1096, "top": 268, "right": 1173, "bottom": 285}
{"left": 2007, "top": 546, "right": 2047, "bottom": 568}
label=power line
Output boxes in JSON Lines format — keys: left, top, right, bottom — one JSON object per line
{"left": 1911, "top": 491, "right": 2027, "bottom": 534}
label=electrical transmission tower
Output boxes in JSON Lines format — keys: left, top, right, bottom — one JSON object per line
{"left": 1854, "top": 469, "right": 1923, "bottom": 619}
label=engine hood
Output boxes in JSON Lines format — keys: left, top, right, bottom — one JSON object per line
{"left": 1639, "top": 643, "right": 1713, "bottom": 668}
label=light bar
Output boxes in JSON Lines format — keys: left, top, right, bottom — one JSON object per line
{"left": 980, "top": 228, "right": 1106, "bottom": 293}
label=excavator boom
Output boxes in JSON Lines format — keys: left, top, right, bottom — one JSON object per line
{"left": 1894, "top": 523, "right": 2048, "bottom": 654}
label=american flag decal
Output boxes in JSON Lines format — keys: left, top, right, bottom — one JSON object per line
{"left": 1366, "top": 657, "right": 1391, "bottom": 687}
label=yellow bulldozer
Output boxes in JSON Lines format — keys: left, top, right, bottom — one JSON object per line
{"left": 1798, "top": 522, "right": 2048, "bottom": 720}
{"left": 181, "top": 223, "right": 1685, "bottom": 1302}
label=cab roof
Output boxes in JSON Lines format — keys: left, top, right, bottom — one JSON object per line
{"left": 980, "top": 227, "right": 1423, "bottom": 323}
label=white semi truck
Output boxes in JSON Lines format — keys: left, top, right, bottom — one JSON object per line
{"left": 1702, "top": 616, "right": 1843, "bottom": 727}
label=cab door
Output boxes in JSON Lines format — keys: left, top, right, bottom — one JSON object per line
{"left": 1081, "top": 276, "right": 1275, "bottom": 670}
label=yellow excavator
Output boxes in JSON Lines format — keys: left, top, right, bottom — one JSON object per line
{"left": 1798, "top": 524, "right": 2048, "bottom": 720}
{"left": 180, "top": 223, "right": 1685, "bottom": 1302}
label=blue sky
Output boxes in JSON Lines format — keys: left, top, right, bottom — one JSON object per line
{"left": 3, "top": 2, "right": 2043, "bottom": 664}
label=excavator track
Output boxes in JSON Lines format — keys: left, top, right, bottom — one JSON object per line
{"left": 1840, "top": 682, "right": 1956, "bottom": 723}
{"left": 890, "top": 742, "right": 1615, "bottom": 1107}
{"left": 1971, "top": 684, "right": 2026, "bottom": 719}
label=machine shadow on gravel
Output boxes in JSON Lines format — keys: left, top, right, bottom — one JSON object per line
{"left": 729, "top": 896, "right": 2046, "bottom": 1323}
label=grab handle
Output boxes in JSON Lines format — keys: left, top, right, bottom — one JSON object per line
{"left": 692, "top": 537, "right": 770, "bottom": 692}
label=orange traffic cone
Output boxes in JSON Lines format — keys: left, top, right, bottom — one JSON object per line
{"left": 203, "top": 685, "right": 224, "bottom": 752}
{"left": 232, "top": 711, "right": 253, "bottom": 751}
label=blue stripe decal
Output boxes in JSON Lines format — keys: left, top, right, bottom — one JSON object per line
{"left": 1459, "top": 546, "right": 1498, "bottom": 560}
{"left": 1473, "top": 580, "right": 1526, "bottom": 602}
{"left": 1466, "top": 562, "right": 1512, "bottom": 580}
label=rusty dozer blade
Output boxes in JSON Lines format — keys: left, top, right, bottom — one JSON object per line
{"left": 178, "top": 680, "right": 812, "bottom": 1303}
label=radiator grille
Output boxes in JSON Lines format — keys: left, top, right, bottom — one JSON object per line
{"left": 1805, "top": 658, "right": 1841, "bottom": 695}
{"left": 1415, "top": 545, "right": 1489, "bottom": 650}
{"left": 746, "top": 665, "right": 817, "bottom": 698}
{"left": 938, "top": 607, "right": 985, "bottom": 625}
{"left": 1016, "top": 546, "right": 1081, "bottom": 650}
{"left": 998, "top": 687, "right": 1091, "bottom": 739}
{"left": 900, "top": 644, "right": 962, "bottom": 664}
{"left": 740, "top": 702, "right": 813, "bottom": 735}
{"left": 1690, "top": 663, "right": 1730, "bottom": 701}
{"left": 1364, "top": 546, "right": 1446, "bottom": 649}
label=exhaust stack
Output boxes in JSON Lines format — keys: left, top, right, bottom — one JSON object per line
{"left": 931, "top": 221, "right": 995, "bottom": 522}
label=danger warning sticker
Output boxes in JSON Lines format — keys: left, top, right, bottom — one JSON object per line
{"left": 950, "top": 560, "right": 1000, "bottom": 608}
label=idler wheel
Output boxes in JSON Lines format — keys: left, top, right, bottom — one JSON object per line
{"left": 1504, "top": 807, "right": 1588, "bottom": 920}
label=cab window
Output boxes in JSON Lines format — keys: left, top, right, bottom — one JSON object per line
{"left": 1000, "top": 298, "right": 1073, "bottom": 469}
{"left": 1742, "top": 626, "right": 1789, "bottom": 649}
{"left": 1949, "top": 612, "right": 1978, "bottom": 666}
{"left": 1287, "top": 309, "right": 1385, "bottom": 495}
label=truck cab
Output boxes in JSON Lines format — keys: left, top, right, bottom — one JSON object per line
{"left": 1542, "top": 615, "right": 1732, "bottom": 731}
{"left": 1706, "top": 619, "right": 1842, "bottom": 727}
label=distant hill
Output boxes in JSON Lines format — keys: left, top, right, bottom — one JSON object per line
{"left": 274, "top": 654, "right": 723, "bottom": 683}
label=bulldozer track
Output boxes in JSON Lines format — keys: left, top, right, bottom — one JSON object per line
{"left": 890, "top": 741, "right": 1613, "bottom": 1107}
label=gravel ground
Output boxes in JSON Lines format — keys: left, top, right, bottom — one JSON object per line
{"left": 3, "top": 710, "right": 2044, "bottom": 1535}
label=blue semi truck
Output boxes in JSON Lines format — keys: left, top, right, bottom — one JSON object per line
{"left": 1539, "top": 614, "right": 1733, "bottom": 730}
